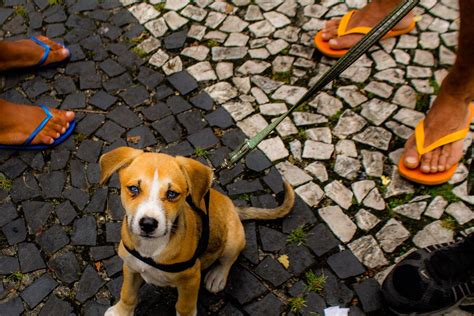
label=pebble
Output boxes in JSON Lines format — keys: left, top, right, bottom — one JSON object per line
{"left": 336, "top": 85, "right": 368, "bottom": 108}
{"left": 237, "top": 60, "right": 271, "bottom": 75}
{"left": 360, "top": 99, "right": 398, "bottom": 126}
{"left": 324, "top": 181, "right": 353, "bottom": 210}
{"left": 375, "top": 219, "right": 410, "bottom": 253}
{"left": 355, "top": 209, "right": 381, "bottom": 232}
{"left": 271, "top": 85, "right": 307, "bottom": 105}
{"left": 305, "top": 162, "right": 329, "bottom": 183}
{"left": 334, "top": 155, "right": 361, "bottom": 180}
{"left": 224, "top": 32, "right": 250, "bottom": 47}
{"left": 276, "top": 161, "right": 312, "bottom": 186}
{"left": 205, "top": 82, "right": 238, "bottom": 104}
{"left": 353, "top": 127, "right": 392, "bottom": 151}
{"left": 258, "top": 137, "right": 289, "bottom": 161}
{"left": 215, "top": 62, "right": 234, "bottom": 80}
{"left": 181, "top": 45, "right": 210, "bottom": 61}
{"left": 393, "top": 202, "right": 427, "bottom": 220}
{"left": 361, "top": 150, "right": 385, "bottom": 177}
{"left": 445, "top": 202, "right": 474, "bottom": 225}
{"left": 295, "top": 182, "right": 325, "bottom": 207}
{"left": 319, "top": 206, "right": 357, "bottom": 243}
{"left": 349, "top": 236, "right": 388, "bottom": 268}
{"left": 335, "top": 140, "right": 357, "bottom": 158}
{"left": 302, "top": 140, "right": 334, "bottom": 160}
{"left": 412, "top": 220, "right": 454, "bottom": 248}
{"left": 187, "top": 61, "right": 217, "bottom": 81}
{"left": 248, "top": 20, "right": 276, "bottom": 37}
{"left": 309, "top": 92, "right": 343, "bottom": 117}
{"left": 163, "top": 11, "right": 189, "bottom": 30}
{"left": 333, "top": 110, "right": 367, "bottom": 139}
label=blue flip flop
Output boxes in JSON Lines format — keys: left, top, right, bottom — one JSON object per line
{"left": 30, "top": 36, "right": 71, "bottom": 68}
{"left": 0, "top": 104, "right": 76, "bottom": 150}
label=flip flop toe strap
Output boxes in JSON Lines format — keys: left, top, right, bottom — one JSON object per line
{"left": 415, "top": 120, "right": 470, "bottom": 156}
{"left": 337, "top": 10, "right": 372, "bottom": 37}
{"left": 30, "top": 37, "right": 50, "bottom": 67}
{"left": 23, "top": 104, "right": 53, "bottom": 146}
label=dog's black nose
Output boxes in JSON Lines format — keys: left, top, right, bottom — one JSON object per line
{"left": 139, "top": 217, "right": 158, "bottom": 234}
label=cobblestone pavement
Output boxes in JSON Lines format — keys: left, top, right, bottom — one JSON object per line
{"left": 0, "top": 0, "right": 473, "bottom": 315}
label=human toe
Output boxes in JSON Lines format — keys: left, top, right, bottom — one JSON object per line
{"left": 322, "top": 27, "right": 338, "bottom": 40}
{"left": 437, "top": 145, "right": 450, "bottom": 172}
{"left": 324, "top": 18, "right": 340, "bottom": 29}
{"left": 430, "top": 148, "right": 440, "bottom": 173}
{"left": 445, "top": 142, "right": 464, "bottom": 170}
{"left": 34, "top": 134, "right": 55, "bottom": 145}
{"left": 328, "top": 35, "right": 359, "bottom": 50}
{"left": 51, "top": 108, "right": 75, "bottom": 125}
{"left": 403, "top": 137, "right": 419, "bottom": 169}
{"left": 420, "top": 152, "right": 433, "bottom": 173}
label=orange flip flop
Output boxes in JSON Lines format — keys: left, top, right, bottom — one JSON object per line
{"left": 398, "top": 104, "right": 474, "bottom": 186}
{"left": 314, "top": 10, "right": 416, "bottom": 58}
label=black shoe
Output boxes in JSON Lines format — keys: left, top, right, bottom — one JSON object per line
{"left": 382, "top": 234, "right": 474, "bottom": 315}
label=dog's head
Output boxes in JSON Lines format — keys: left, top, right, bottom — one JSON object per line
{"left": 99, "top": 147, "right": 213, "bottom": 239}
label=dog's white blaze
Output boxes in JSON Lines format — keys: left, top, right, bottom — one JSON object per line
{"left": 133, "top": 170, "right": 170, "bottom": 258}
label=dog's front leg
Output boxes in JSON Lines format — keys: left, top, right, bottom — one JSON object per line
{"left": 105, "top": 265, "right": 143, "bottom": 316}
{"left": 175, "top": 271, "right": 201, "bottom": 316}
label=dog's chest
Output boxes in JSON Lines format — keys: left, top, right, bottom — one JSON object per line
{"left": 122, "top": 254, "right": 175, "bottom": 287}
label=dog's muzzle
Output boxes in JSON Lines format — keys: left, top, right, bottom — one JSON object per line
{"left": 139, "top": 217, "right": 158, "bottom": 235}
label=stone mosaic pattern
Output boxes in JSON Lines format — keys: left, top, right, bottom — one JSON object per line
{"left": 0, "top": 0, "right": 473, "bottom": 315}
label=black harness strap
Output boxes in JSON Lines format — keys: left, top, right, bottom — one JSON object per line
{"left": 123, "top": 190, "right": 210, "bottom": 273}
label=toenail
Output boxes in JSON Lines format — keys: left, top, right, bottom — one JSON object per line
{"left": 61, "top": 127, "right": 66, "bottom": 133}
{"left": 405, "top": 157, "right": 418, "bottom": 164}
{"left": 329, "top": 39, "right": 338, "bottom": 46}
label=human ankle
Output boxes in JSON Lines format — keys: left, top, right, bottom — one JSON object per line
{"left": 442, "top": 67, "right": 474, "bottom": 102}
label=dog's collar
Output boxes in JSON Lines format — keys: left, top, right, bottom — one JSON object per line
{"left": 123, "top": 191, "right": 210, "bottom": 273}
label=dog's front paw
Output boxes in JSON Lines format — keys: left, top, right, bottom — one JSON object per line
{"left": 105, "top": 303, "right": 134, "bottom": 316}
{"left": 176, "top": 309, "right": 197, "bottom": 316}
{"left": 204, "top": 266, "right": 228, "bottom": 293}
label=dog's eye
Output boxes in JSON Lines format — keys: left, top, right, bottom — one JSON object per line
{"left": 166, "top": 190, "right": 179, "bottom": 200}
{"left": 127, "top": 185, "right": 140, "bottom": 196}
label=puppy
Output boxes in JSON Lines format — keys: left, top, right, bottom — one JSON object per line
{"left": 100, "top": 147, "right": 295, "bottom": 316}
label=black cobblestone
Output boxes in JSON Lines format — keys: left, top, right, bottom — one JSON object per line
{"left": 327, "top": 250, "right": 366, "bottom": 279}
{"left": 3, "top": 217, "right": 27, "bottom": 245}
{"left": 75, "top": 265, "right": 105, "bottom": 303}
{"left": 254, "top": 256, "right": 291, "bottom": 287}
{"left": 306, "top": 223, "right": 340, "bottom": 257}
{"left": 0, "top": 256, "right": 20, "bottom": 274}
{"left": 18, "top": 243, "right": 45, "bottom": 273}
{"left": 37, "top": 224, "right": 69, "bottom": 254}
{"left": 226, "top": 266, "right": 267, "bottom": 305}
{"left": 20, "top": 274, "right": 57, "bottom": 308}
{"left": 48, "top": 251, "right": 81, "bottom": 284}
{"left": 354, "top": 278, "right": 384, "bottom": 312}
{"left": 39, "top": 295, "right": 73, "bottom": 316}
{"left": 71, "top": 216, "right": 97, "bottom": 246}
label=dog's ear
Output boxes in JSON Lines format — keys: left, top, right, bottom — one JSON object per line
{"left": 175, "top": 156, "right": 213, "bottom": 207}
{"left": 99, "top": 147, "right": 144, "bottom": 184}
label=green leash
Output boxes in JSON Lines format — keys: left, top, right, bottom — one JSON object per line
{"left": 218, "top": 0, "right": 420, "bottom": 171}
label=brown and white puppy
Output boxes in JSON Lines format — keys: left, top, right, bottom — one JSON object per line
{"left": 100, "top": 147, "right": 295, "bottom": 316}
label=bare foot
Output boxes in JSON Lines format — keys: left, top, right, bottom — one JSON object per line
{"left": 0, "top": 36, "right": 69, "bottom": 71}
{"left": 0, "top": 99, "right": 75, "bottom": 145}
{"left": 403, "top": 88, "right": 470, "bottom": 174}
{"left": 321, "top": 1, "right": 414, "bottom": 50}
